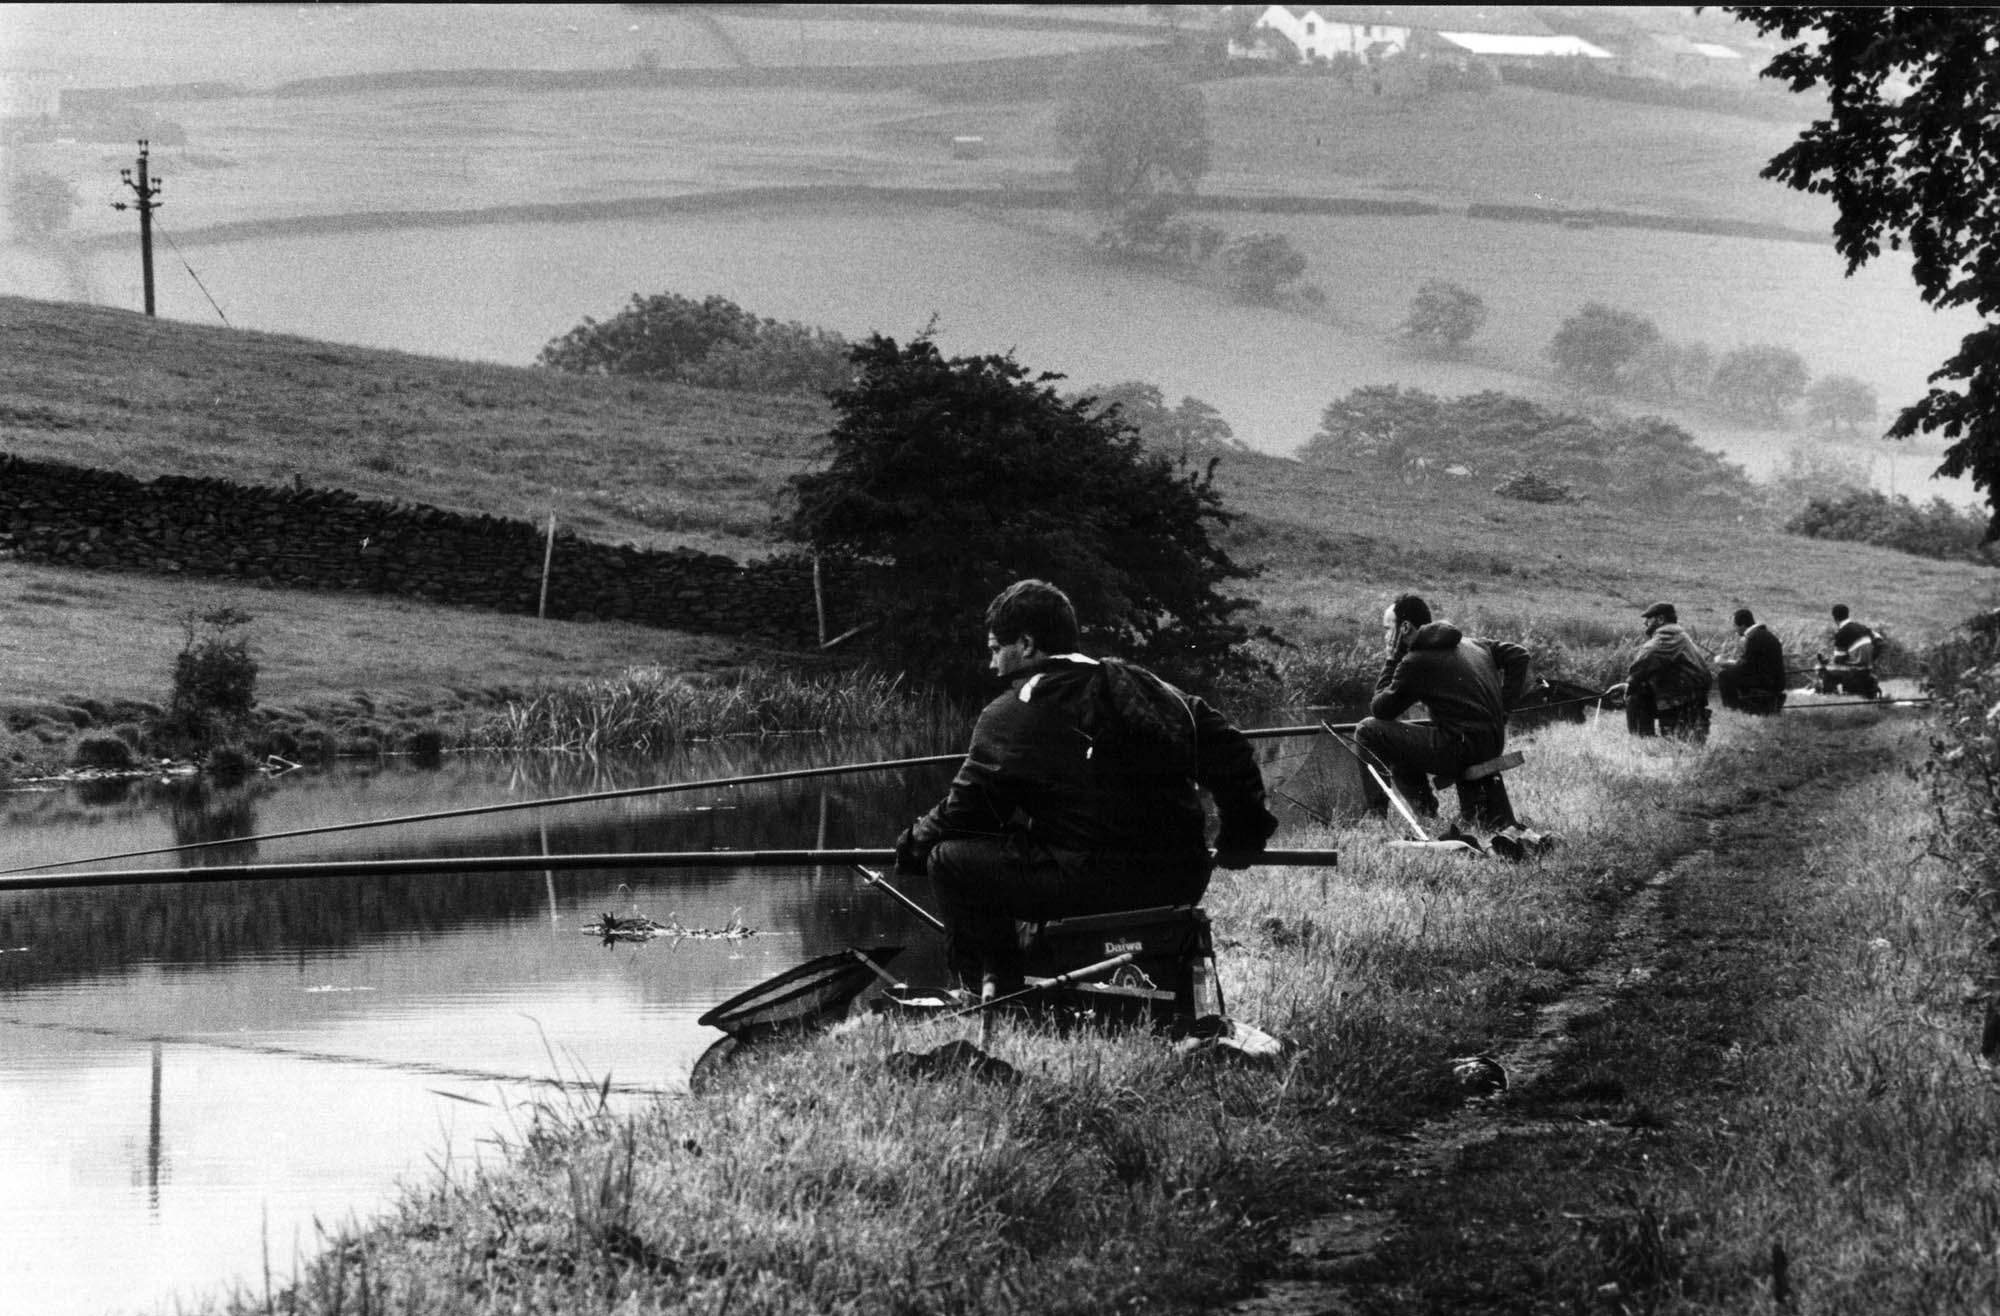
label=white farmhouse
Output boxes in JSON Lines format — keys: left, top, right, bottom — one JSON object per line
{"left": 1246, "top": 6, "right": 1611, "bottom": 65}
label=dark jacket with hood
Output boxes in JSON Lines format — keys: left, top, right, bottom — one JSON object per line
{"left": 907, "top": 655, "right": 1276, "bottom": 891}
{"left": 1629, "top": 622, "right": 1713, "bottom": 711}
{"left": 1370, "top": 622, "right": 1532, "bottom": 762}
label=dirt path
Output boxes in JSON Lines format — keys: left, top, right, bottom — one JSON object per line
{"left": 1228, "top": 710, "right": 1917, "bottom": 1315}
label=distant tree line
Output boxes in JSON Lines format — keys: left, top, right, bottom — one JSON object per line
{"left": 1543, "top": 300, "right": 1878, "bottom": 434}
{"left": 1298, "top": 384, "right": 1761, "bottom": 515}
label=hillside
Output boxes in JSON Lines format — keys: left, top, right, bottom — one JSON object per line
{"left": 2, "top": 295, "right": 1992, "bottom": 688}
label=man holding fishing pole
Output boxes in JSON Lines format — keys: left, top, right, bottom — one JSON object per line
{"left": 894, "top": 579, "right": 1278, "bottom": 998}
{"left": 1619, "top": 601, "right": 1713, "bottom": 740}
{"left": 1353, "top": 593, "right": 1531, "bottom": 827}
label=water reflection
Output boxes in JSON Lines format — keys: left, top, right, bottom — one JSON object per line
{"left": 0, "top": 734, "right": 960, "bottom": 1316}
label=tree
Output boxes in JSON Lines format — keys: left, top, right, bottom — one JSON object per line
{"left": 1727, "top": 7, "right": 2000, "bottom": 535}
{"left": 5, "top": 169, "right": 79, "bottom": 242}
{"left": 1223, "top": 231, "right": 1309, "bottom": 305}
{"left": 537, "top": 292, "right": 849, "bottom": 394}
{"left": 1804, "top": 373, "right": 1880, "bottom": 437}
{"left": 1710, "top": 343, "right": 1811, "bottom": 424}
{"left": 782, "top": 335, "right": 1262, "bottom": 697}
{"left": 1625, "top": 339, "right": 1714, "bottom": 403}
{"left": 1054, "top": 51, "right": 1212, "bottom": 220}
{"left": 1074, "top": 382, "right": 1243, "bottom": 459}
{"left": 1546, "top": 303, "right": 1661, "bottom": 392}
{"left": 1400, "top": 279, "right": 1488, "bottom": 354}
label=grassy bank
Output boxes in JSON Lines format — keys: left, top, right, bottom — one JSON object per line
{"left": 180, "top": 698, "right": 1872, "bottom": 1315}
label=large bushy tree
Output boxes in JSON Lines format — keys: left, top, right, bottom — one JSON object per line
{"left": 782, "top": 336, "right": 1261, "bottom": 697}
{"left": 1400, "top": 279, "right": 1488, "bottom": 354}
{"left": 1805, "top": 373, "right": 1879, "bottom": 436}
{"left": 1547, "top": 303, "right": 1661, "bottom": 392}
{"left": 1727, "top": 7, "right": 2000, "bottom": 535}
{"left": 1711, "top": 343, "right": 1811, "bottom": 424}
{"left": 1054, "top": 51, "right": 1212, "bottom": 220}
{"left": 537, "top": 291, "right": 849, "bottom": 394}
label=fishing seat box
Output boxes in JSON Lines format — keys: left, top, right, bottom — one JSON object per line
{"left": 1017, "top": 905, "right": 1222, "bottom": 1024}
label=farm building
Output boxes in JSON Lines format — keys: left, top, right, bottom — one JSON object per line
{"left": 1236, "top": 6, "right": 1611, "bottom": 69}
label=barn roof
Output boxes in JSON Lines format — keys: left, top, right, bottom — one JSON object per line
{"left": 1271, "top": 7, "right": 1558, "bottom": 38}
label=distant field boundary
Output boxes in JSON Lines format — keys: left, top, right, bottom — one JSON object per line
{"left": 0, "top": 451, "right": 847, "bottom": 645}
{"left": 69, "top": 184, "right": 1827, "bottom": 254}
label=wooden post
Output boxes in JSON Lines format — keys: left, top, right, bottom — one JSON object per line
{"left": 812, "top": 553, "right": 828, "bottom": 647}
{"left": 538, "top": 512, "right": 556, "bottom": 619}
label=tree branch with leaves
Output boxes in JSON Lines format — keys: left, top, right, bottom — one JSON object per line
{"left": 1727, "top": 6, "right": 2000, "bottom": 533}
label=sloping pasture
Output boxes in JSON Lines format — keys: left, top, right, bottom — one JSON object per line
{"left": 65, "top": 194, "right": 1971, "bottom": 490}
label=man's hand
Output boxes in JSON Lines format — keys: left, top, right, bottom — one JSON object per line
{"left": 1213, "top": 815, "right": 1277, "bottom": 870}
{"left": 894, "top": 827, "right": 928, "bottom": 878}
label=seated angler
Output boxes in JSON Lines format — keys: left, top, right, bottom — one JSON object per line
{"left": 1355, "top": 593, "right": 1531, "bottom": 828}
{"left": 1716, "top": 607, "right": 1787, "bottom": 716}
{"left": 894, "top": 579, "right": 1278, "bottom": 997}
{"left": 1623, "top": 601, "right": 1713, "bottom": 740}
{"left": 1817, "top": 603, "right": 1883, "bottom": 697}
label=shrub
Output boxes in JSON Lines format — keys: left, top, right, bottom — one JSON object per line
{"left": 1223, "top": 231, "right": 1310, "bottom": 305}
{"left": 537, "top": 292, "right": 850, "bottom": 395}
{"left": 162, "top": 607, "right": 259, "bottom": 753}
{"left": 203, "top": 743, "right": 256, "bottom": 782}
{"left": 71, "top": 734, "right": 136, "bottom": 771}
{"left": 1785, "top": 487, "right": 1997, "bottom": 563}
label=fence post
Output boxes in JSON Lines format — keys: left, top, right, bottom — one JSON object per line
{"left": 538, "top": 512, "right": 556, "bottom": 619}
{"left": 812, "top": 553, "right": 828, "bottom": 647}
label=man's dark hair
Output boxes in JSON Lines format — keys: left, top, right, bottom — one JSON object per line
{"left": 1734, "top": 608, "right": 1755, "bottom": 628}
{"left": 1832, "top": 603, "right": 1851, "bottom": 622}
{"left": 987, "top": 578, "right": 1080, "bottom": 652}
{"left": 1390, "top": 593, "right": 1432, "bottom": 629}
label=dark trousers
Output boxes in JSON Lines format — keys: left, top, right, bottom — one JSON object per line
{"left": 1717, "top": 665, "right": 1784, "bottom": 715}
{"left": 927, "top": 838, "right": 1206, "bottom": 992}
{"left": 1354, "top": 717, "right": 1461, "bottom": 815}
{"left": 1626, "top": 686, "right": 1711, "bottom": 741}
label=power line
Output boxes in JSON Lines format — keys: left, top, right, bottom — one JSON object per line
{"left": 153, "top": 216, "right": 229, "bottom": 325}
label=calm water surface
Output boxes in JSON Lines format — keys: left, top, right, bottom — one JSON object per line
{"left": 0, "top": 737, "right": 957, "bottom": 1316}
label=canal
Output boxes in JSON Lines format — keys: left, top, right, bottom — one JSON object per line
{"left": 0, "top": 737, "right": 958, "bottom": 1315}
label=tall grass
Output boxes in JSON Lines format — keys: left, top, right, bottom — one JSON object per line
{"left": 469, "top": 665, "right": 964, "bottom": 754}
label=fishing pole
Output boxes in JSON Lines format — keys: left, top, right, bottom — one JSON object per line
{"left": 0, "top": 846, "right": 1346, "bottom": 894}
{"left": 2, "top": 724, "right": 1343, "bottom": 877}
{"left": 1783, "top": 697, "right": 1934, "bottom": 711}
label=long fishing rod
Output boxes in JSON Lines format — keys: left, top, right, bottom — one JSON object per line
{"left": 1784, "top": 697, "right": 1934, "bottom": 711}
{"left": 1, "top": 723, "right": 1341, "bottom": 877}
{"left": 0, "top": 846, "right": 1346, "bottom": 894}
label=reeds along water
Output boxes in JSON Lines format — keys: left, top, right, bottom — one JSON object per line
{"left": 470, "top": 665, "right": 965, "bottom": 754}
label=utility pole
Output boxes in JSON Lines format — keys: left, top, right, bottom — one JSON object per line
{"left": 113, "top": 140, "right": 161, "bottom": 316}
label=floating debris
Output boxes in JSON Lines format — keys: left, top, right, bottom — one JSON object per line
{"left": 585, "top": 908, "right": 757, "bottom": 946}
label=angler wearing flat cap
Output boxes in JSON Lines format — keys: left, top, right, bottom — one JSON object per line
{"left": 1621, "top": 602, "right": 1713, "bottom": 741}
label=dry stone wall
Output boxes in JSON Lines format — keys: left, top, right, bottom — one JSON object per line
{"left": 0, "top": 452, "right": 825, "bottom": 643}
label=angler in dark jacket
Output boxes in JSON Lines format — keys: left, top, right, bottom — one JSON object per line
{"left": 1717, "top": 607, "right": 1786, "bottom": 715}
{"left": 896, "top": 580, "right": 1277, "bottom": 993}
{"left": 1355, "top": 593, "right": 1531, "bottom": 822}
{"left": 1624, "top": 601, "right": 1712, "bottom": 740}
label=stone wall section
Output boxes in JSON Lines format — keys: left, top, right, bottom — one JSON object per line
{"left": 0, "top": 452, "right": 828, "bottom": 643}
